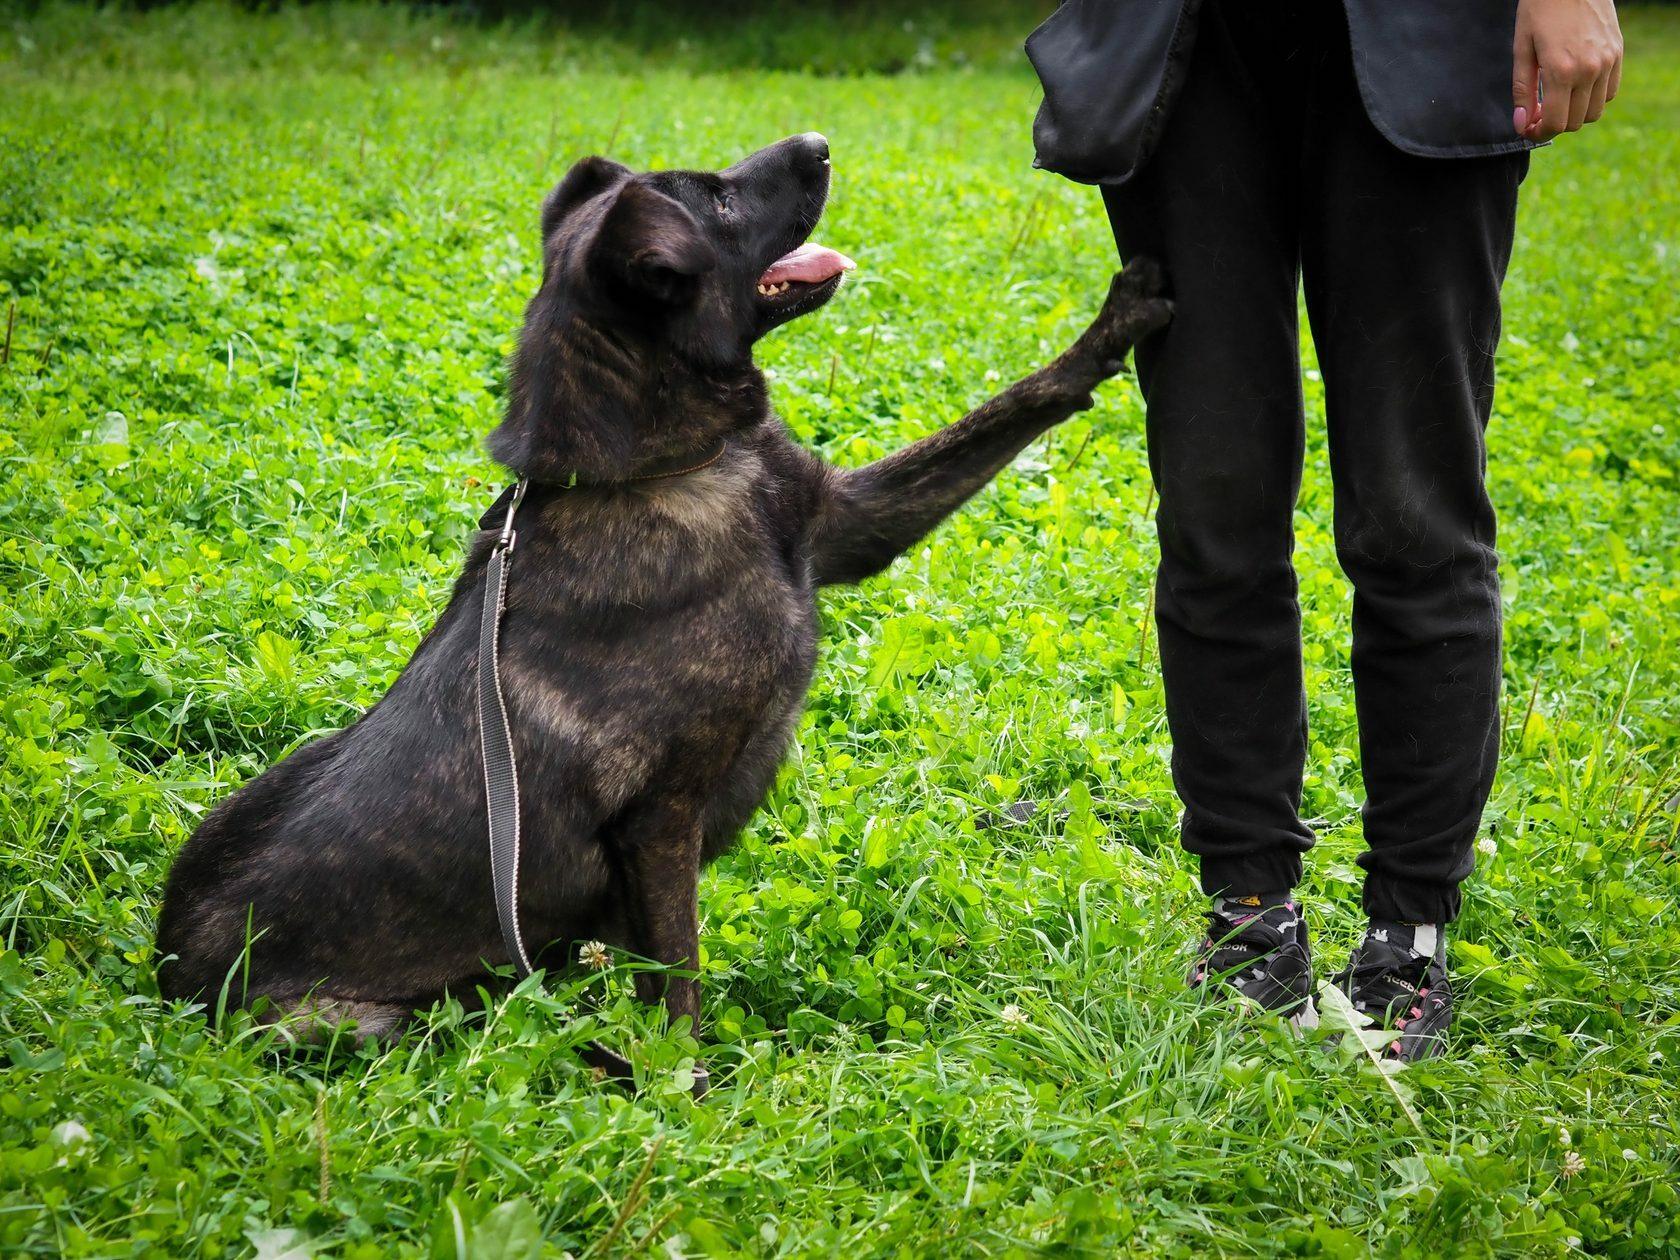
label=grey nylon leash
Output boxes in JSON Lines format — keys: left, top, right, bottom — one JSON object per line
{"left": 478, "top": 477, "right": 534, "bottom": 977}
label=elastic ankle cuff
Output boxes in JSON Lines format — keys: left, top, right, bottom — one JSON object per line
{"left": 1363, "top": 879, "right": 1461, "bottom": 925}
{"left": 1200, "top": 853, "right": 1304, "bottom": 903}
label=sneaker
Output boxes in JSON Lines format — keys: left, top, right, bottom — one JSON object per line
{"left": 1189, "top": 896, "right": 1315, "bottom": 1026}
{"left": 1332, "top": 924, "right": 1451, "bottom": 1062}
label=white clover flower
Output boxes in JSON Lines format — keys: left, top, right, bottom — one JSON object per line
{"left": 1477, "top": 835, "right": 1497, "bottom": 858}
{"left": 51, "top": 1121, "right": 91, "bottom": 1148}
{"left": 999, "top": 1003, "right": 1029, "bottom": 1027}
{"left": 578, "top": 940, "right": 611, "bottom": 971}
{"left": 1562, "top": 1150, "right": 1587, "bottom": 1178}
{"left": 51, "top": 1121, "right": 91, "bottom": 1168}
{"left": 984, "top": 369, "right": 1001, "bottom": 383}
{"left": 1622, "top": 1148, "right": 1638, "bottom": 1161}
{"left": 1558, "top": 1127, "right": 1572, "bottom": 1149}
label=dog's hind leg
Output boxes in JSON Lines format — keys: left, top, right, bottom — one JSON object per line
{"left": 808, "top": 258, "right": 1172, "bottom": 586}
{"left": 264, "top": 995, "right": 414, "bottom": 1047}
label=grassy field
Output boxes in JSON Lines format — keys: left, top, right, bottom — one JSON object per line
{"left": 3, "top": 4, "right": 1679, "bottom": 1256}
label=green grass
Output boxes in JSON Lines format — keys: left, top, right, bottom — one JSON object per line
{"left": 3, "top": 3, "right": 1679, "bottom": 1256}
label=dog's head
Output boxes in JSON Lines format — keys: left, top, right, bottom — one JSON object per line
{"left": 541, "top": 131, "right": 851, "bottom": 351}
{"left": 490, "top": 134, "right": 852, "bottom": 481}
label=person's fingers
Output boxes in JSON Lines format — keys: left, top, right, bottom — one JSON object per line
{"left": 1535, "top": 79, "right": 1575, "bottom": 139}
{"left": 1585, "top": 68, "right": 1610, "bottom": 124}
{"left": 1607, "top": 54, "right": 1623, "bottom": 103}
{"left": 1512, "top": 37, "right": 1541, "bottom": 133}
{"left": 1565, "top": 75, "right": 1592, "bottom": 131}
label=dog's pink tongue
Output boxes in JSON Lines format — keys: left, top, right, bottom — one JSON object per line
{"left": 758, "top": 242, "right": 856, "bottom": 286}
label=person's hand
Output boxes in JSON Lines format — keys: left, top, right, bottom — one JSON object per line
{"left": 1513, "top": 0, "right": 1623, "bottom": 140}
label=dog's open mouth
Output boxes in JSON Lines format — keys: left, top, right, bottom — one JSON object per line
{"left": 755, "top": 242, "right": 855, "bottom": 308}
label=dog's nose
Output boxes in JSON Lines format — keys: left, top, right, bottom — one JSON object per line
{"left": 797, "top": 132, "right": 830, "bottom": 165}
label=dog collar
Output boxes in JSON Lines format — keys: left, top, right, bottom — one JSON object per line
{"left": 476, "top": 439, "right": 728, "bottom": 531}
{"left": 540, "top": 438, "right": 728, "bottom": 490}
{"left": 608, "top": 439, "right": 728, "bottom": 484}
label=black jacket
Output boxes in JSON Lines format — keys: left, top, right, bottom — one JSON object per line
{"left": 1028, "top": 0, "right": 1534, "bottom": 185}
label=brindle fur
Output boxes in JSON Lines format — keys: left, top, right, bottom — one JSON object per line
{"left": 156, "top": 135, "right": 1170, "bottom": 1082}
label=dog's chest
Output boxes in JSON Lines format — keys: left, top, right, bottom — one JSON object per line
{"left": 502, "top": 472, "right": 818, "bottom": 803}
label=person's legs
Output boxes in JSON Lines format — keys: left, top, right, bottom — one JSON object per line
{"left": 1300, "top": 12, "right": 1526, "bottom": 930}
{"left": 1102, "top": 1, "right": 1318, "bottom": 906}
{"left": 1299, "top": 1, "right": 1526, "bottom": 1059}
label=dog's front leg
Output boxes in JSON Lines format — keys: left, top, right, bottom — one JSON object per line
{"left": 623, "top": 804, "right": 710, "bottom": 1098}
{"left": 809, "top": 257, "right": 1171, "bottom": 586}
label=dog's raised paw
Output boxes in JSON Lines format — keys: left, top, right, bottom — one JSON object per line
{"left": 1116, "top": 255, "right": 1167, "bottom": 299}
{"left": 1134, "top": 296, "right": 1174, "bottom": 335}
{"left": 1079, "top": 266, "right": 1172, "bottom": 368}
{"left": 1101, "top": 258, "right": 1174, "bottom": 340}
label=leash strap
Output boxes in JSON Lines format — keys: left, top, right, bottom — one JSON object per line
{"left": 478, "top": 478, "right": 534, "bottom": 977}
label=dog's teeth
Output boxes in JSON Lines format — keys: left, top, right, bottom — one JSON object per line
{"left": 757, "top": 284, "right": 772, "bottom": 296}
{"left": 778, "top": 281, "right": 790, "bottom": 292}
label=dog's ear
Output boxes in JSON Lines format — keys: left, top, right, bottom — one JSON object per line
{"left": 592, "top": 181, "right": 717, "bottom": 304}
{"left": 542, "top": 156, "right": 632, "bottom": 243}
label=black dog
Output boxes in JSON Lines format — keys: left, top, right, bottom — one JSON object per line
{"left": 156, "top": 134, "right": 1170, "bottom": 1084}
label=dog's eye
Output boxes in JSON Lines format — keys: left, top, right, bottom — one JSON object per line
{"left": 716, "top": 192, "right": 736, "bottom": 215}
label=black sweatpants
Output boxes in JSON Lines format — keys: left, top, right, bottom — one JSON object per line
{"left": 1102, "top": 0, "right": 1528, "bottom": 924}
